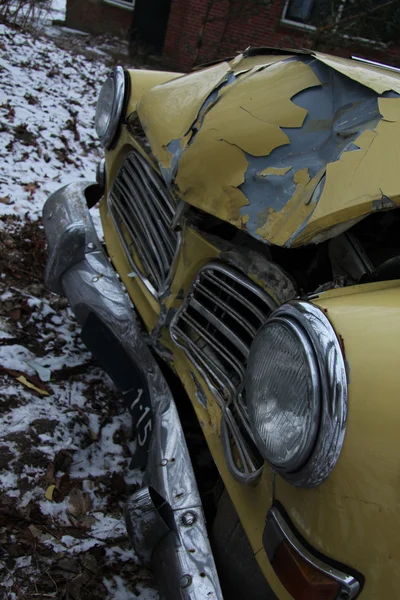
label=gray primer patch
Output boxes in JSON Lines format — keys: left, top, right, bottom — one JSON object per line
{"left": 161, "top": 138, "right": 182, "bottom": 187}
{"left": 285, "top": 174, "right": 326, "bottom": 247}
{"left": 239, "top": 57, "right": 384, "bottom": 244}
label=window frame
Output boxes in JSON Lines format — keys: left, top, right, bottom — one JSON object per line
{"left": 104, "top": 0, "right": 134, "bottom": 11}
{"left": 280, "top": 0, "right": 388, "bottom": 46}
{"left": 280, "top": 0, "right": 318, "bottom": 31}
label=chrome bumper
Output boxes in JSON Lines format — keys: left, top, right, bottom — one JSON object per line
{"left": 42, "top": 181, "right": 224, "bottom": 600}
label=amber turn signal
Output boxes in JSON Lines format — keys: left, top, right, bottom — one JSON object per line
{"left": 272, "top": 540, "right": 341, "bottom": 600}
{"left": 264, "top": 506, "right": 360, "bottom": 600}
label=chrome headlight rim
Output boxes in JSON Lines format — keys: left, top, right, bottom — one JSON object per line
{"left": 246, "top": 300, "right": 348, "bottom": 488}
{"left": 95, "top": 66, "right": 125, "bottom": 149}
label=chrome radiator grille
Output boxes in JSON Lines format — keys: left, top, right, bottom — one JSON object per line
{"left": 170, "top": 263, "right": 276, "bottom": 482}
{"left": 108, "top": 150, "right": 178, "bottom": 294}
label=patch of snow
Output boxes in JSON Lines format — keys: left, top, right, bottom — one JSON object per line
{"left": 0, "top": 19, "right": 158, "bottom": 600}
{"left": 90, "top": 514, "right": 127, "bottom": 540}
{"left": 0, "top": 344, "right": 36, "bottom": 373}
{"left": 0, "top": 22, "right": 108, "bottom": 220}
{"left": 104, "top": 577, "right": 159, "bottom": 600}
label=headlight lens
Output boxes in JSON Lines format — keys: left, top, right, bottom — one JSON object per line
{"left": 95, "top": 66, "right": 125, "bottom": 149}
{"left": 246, "top": 300, "right": 347, "bottom": 487}
{"left": 248, "top": 319, "right": 319, "bottom": 472}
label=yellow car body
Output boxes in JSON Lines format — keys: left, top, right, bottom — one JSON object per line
{"left": 69, "top": 50, "right": 400, "bottom": 598}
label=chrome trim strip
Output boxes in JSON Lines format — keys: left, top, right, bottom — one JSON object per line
{"left": 352, "top": 56, "right": 400, "bottom": 73}
{"left": 43, "top": 182, "right": 223, "bottom": 600}
{"left": 170, "top": 261, "right": 276, "bottom": 483}
{"left": 265, "top": 506, "right": 360, "bottom": 599}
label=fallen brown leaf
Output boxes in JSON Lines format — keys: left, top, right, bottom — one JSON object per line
{"left": 24, "top": 182, "right": 39, "bottom": 198}
{"left": 69, "top": 488, "right": 92, "bottom": 518}
{"left": 8, "top": 307, "right": 21, "bottom": 321}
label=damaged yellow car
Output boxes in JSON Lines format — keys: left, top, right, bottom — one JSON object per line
{"left": 43, "top": 48, "right": 400, "bottom": 600}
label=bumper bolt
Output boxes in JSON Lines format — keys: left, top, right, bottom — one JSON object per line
{"left": 181, "top": 511, "right": 197, "bottom": 527}
{"left": 179, "top": 574, "right": 192, "bottom": 589}
{"left": 92, "top": 276, "right": 99, "bottom": 282}
{"left": 160, "top": 458, "right": 168, "bottom": 466}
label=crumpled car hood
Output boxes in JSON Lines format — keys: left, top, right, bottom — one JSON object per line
{"left": 135, "top": 50, "right": 400, "bottom": 247}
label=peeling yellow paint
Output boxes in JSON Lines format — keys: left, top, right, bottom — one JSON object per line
{"left": 295, "top": 115, "right": 400, "bottom": 245}
{"left": 378, "top": 97, "right": 400, "bottom": 123}
{"left": 259, "top": 166, "right": 292, "bottom": 177}
{"left": 256, "top": 168, "right": 322, "bottom": 244}
{"left": 313, "top": 52, "right": 400, "bottom": 94}
{"left": 133, "top": 51, "right": 400, "bottom": 250}
{"left": 176, "top": 136, "right": 249, "bottom": 223}
{"left": 293, "top": 167, "right": 310, "bottom": 186}
{"left": 137, "top": 62, "right": 231, "bottom": 167}
{"left": 125, "top": 69, "right": 182, "bottom": 116}
{"left": 175, "top": 60, "right": 320, "bottom": 222}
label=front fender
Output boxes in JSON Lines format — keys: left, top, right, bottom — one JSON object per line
{"left": 275, "top": 280, "right": 400, "bottom": 599}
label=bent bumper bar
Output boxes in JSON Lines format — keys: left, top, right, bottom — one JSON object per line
{"left": 42, "top": 182, "right": 223, "bottom": 600}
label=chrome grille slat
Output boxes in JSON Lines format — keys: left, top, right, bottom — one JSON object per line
{"left": 202, "top": 272, "right": 269, "bottom": 324}
{"left": 114, "top": 178, "right": 166, "bottom": 281}
{"left": 110, "top": 189, "right": 163, "bottom": 288}
{"left": 122, "top": 161, "right": 176, "bottom": 259}
{"left": 130, "top": 153, "right": 175, "bottom": 223}
{"left": 225, "top": 408, "right": 258, "bottom": 473}
{"left": 170, "top": 263, "right": 275, "bottom": 402}
{"left": 170, "top": 262, "right": 277, "bottom": 482}
{"left": 196, "top": 283, "right": 258, "bottom": 337}
{"left": 108, "top": 149, "right": 179, "bottom": 294}
{"left": 172, "top": 324, "right": 236, "bottom": 397}
{"left": 179, "top": 313, "right": 245, "bottom": 381}
{"left": 190, "top": 298, "right": 249, "bottom": 357}
{"left": 119, "top": 169, "right": 172, "bottom": 269}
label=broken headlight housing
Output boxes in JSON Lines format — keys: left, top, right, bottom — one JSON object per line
{"left": 245, "top": 300, "right": 348, "bottom": 487}
{"left": 95, "top": 66, "right": 125, "bottom": 149}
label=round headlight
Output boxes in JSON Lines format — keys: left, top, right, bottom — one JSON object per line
{"left": 95, "top": 66, "right": 125, "bottom": 149}
{"left": 246, "top": 300, "right": 347, "bottom": 488}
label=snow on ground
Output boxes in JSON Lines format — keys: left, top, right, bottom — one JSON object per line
{"left": 0, "top": 13, "right": 157, "bottom": 600}
{"left": 0, "top": 23, "right": 107, "bottom": 219}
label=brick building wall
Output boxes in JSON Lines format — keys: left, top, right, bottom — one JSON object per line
{"left": 163, "top": 0, "right": 400, "bottom": 72}
{"left": 65, "top": 0, "right": 132, "bottom": 38}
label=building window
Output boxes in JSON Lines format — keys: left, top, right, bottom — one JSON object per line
{"left": 105, "top": 0, "right": 135, "bottom": 10}
{"left": 281, "top": 0, "right": 400, "bottom": 44}
{"left": 282, "top": 0, "right": 328, "bottom": 29}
